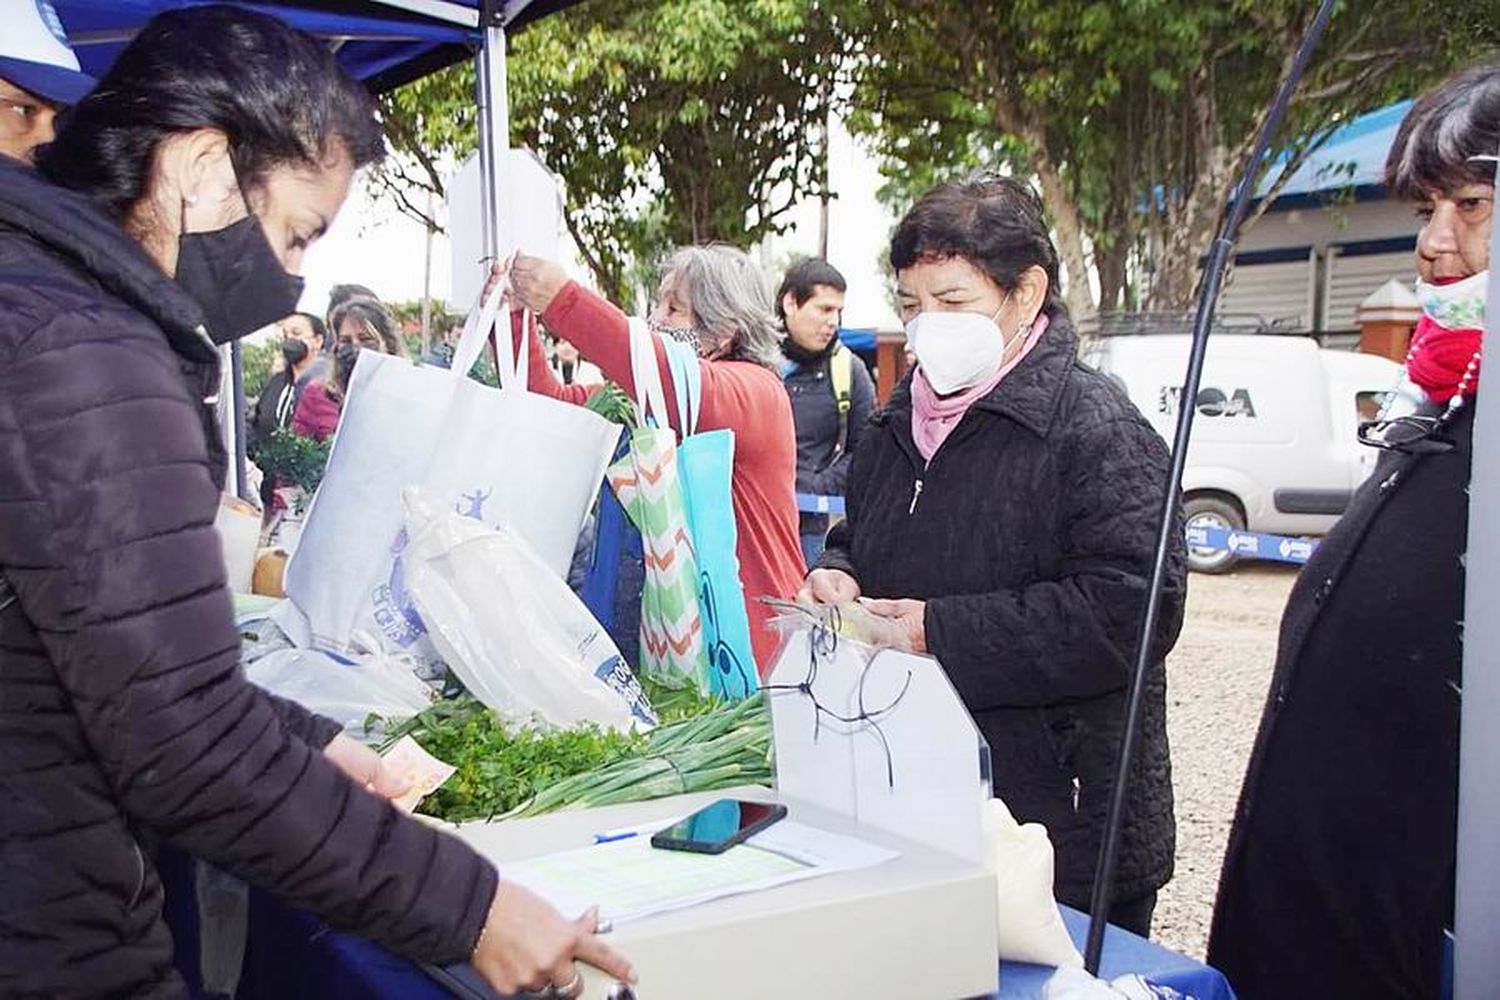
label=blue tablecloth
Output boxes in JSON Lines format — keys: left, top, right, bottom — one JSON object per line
{"left": 992, "top": 907, "right": 1235, "bottom": 999}
{"left": 162, "top": 856, "right": 1235, "bottom": 1000}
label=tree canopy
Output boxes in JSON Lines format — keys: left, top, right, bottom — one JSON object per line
{"left": 845, "top": 0, "right": 1499, "bottom": 314}
{"left": 376, "top": 0, "right": 1498, "bottom": 316}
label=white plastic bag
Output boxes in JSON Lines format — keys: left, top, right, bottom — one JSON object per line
{"left": 246, "top": 647, "right": 436, "bottom": 736}
{"left": 285, "top": 282, "right": 620, "bottom": 666}
{"left": 1045, "top": 967, "right": 1194, "bottom": 1000}
{"left": 400, "top": 488, "right": 656, "bottom": 733}
{"left": 985, "top": 797, "right": 1085, "bottom": 968}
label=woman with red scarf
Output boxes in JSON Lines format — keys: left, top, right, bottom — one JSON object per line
{"left": 1209, "top": 62, "right": 1497, "bottom": 1000}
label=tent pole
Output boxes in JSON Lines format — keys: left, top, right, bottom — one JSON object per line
{"left": 1453, "top": 137, "right": 1500, "bottom": 1000}
{"left": 475, "top": 10, "right": 508, "bottom": 264}
{"left": 475, "top": 6, "right": 508, "bottom": 379}
{"left": 229, "top": 339, "right": 251, "bottom": 502}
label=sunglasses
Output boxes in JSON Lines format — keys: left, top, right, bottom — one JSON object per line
{"left": 1357, "top": 414, "right": 1457, "bottom": 454}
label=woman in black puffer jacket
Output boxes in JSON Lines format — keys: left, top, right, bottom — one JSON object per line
{"left": 0, "top": 8, "right": 629, "bottom": 998}
{"left": 802, "top": 176, "right": 1185, "bottom": 935}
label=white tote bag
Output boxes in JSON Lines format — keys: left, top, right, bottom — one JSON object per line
{"left": 286, "top": 284, "right": 620, "bottom": 662}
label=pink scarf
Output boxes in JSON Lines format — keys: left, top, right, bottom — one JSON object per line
{"left": 911, "top": 314, "right": 1049, "bottom": 463}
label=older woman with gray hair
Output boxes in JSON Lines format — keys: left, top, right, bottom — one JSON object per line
{"left": 507, "top": 247, "right": 805, "bottom": 672}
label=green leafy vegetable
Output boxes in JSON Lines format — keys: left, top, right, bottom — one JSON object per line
{"left": 380, "top": 692, "right": 772, "bottom": 823}
{"left": 583, "top": 381, "right": 637, "bottom": 428}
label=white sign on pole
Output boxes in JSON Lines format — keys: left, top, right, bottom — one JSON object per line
{"left": 448, "top": 148, "right": 565, "bottom": 307}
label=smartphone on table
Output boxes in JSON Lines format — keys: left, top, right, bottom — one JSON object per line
{"left": 649, "top": 799, "right": 788, "bottom": 855}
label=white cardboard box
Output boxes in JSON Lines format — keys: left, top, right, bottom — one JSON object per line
{"left": 452, "top": 786, "right": 1000, "bottom": 1000}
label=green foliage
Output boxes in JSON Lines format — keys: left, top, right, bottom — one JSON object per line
{"left": 375, "top": 67, "right": 481, "bottom": 230}
{"left": 379, "top": 1, "right": 846, "bottom": 304}
{"left": 847, "top": 0, "right": 1500, "bottom": 310}
{"left": 508, "top": 0, "right": 845, "bottom": 302}
{"left": 582, "top": 381, "right": 638, "bottom": 428}
{"left": 240, "top": 339, "right": 280, "bottom": 403}
{"left": 252, "top": 429, "right": 332, "bottom": 502}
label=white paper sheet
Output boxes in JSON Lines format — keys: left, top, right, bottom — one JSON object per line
{"left": 498, "top": 820, "right": 897, "bottom": 925}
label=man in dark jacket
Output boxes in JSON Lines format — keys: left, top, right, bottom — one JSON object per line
{"left": 0, "top": 135, "right": 499, "bottom": 1000}
{"left": 778, "top": 258, "right": 876, "bottom": 564}
{"left": 817, "top": 311, "right": 1184, "bottom": 932}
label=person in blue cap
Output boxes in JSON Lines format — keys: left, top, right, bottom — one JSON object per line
{"left": 0, "top": 0, "right": 95, "bottom": 162}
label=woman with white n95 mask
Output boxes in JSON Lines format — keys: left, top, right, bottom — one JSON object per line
{"left": 798, "top": 174, "right": 1186, "bottom": 936}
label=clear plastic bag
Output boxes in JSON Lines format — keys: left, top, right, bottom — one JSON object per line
{"left": 400, "top": 488, "right": 656, "bottom": 732}
{"left": 246, "top": 646, "right": 436, "bottom": 738}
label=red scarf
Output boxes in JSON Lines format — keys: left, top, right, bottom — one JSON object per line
{"left": 1407, "top": 315, "right": 1482, "bottom": 404}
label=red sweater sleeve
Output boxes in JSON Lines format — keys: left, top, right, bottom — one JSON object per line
{"left": 538, "top": 282, "right": 806, "bottom": 672}
{"left": 530, "top": 282, "right": 681, "bottom": 420}
{"left": 291, "top": 382, "right": 340, "bottom": 441}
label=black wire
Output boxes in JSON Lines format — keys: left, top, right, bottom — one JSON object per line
{"left": 762, "top": 614, "right": 913, "bottom": 789}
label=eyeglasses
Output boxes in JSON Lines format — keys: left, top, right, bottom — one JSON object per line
{"left": 1357, "top": 414, "right": 1457, "bottom": 454}
{"left": 762, "top": 610, "right": 913, "bottom": 790}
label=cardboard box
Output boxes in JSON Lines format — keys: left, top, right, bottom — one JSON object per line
{"left": 452, "top": 786, "right": 999, "bottom": 1000}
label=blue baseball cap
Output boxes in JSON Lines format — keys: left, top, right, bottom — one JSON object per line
{"left": 0, "top": 1, "right": 95, "bottom": 107}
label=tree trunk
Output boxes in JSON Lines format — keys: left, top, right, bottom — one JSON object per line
{"left": 1148, "top": 67, "right": 1235, "bottom": 311}
{"left": 1096, "top": 238, "right": 1130, "bottom": 313}
{"left": 1031, "top": 150, "right": 1097, "bottom": 320}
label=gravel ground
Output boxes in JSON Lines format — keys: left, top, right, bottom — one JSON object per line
{"left": 1150, "top": 563, "right": 1299, "bottom": 960}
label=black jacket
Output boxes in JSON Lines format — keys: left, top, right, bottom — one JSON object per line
{"left": 820, "top": 314, "right": 1184, "bottom": 905}
{"left": 1208, "top": 403, "right": 1469, "bottom": 999}
{"left": 248, "top": 357, "right": 327, "bottom": 457}
{"left": 783, "top": 344, "right": 876, "bottom": 535}
{"left": 0, "top": 156, "right": 495, "bottom": 997}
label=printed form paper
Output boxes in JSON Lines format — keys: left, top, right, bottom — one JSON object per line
{"left": 496, "top": 820, "right": 898, "bottom": 925}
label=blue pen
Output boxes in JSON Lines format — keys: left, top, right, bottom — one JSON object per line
{"left": 593, "top": 830, "right": 639, "bottom": 845}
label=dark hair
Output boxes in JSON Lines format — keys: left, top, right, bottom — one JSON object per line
{"left": 36, "top": 5, "right": 384, "bottom": 219}
{"left": 890, "top": 174, "right": 1064, "bottom": 317}
{"left": 327, "top": 283, "right": 380, "bottom": 314}
{"left": 330, "top": 298, "right": 406, "bottom": 359}
{"left": 288, "top": 311, "right": 327, "bottom": 343}
{"left": 1387, "top": 61, "right": 1500, "bottom": 200}
{"left": 776, "top": 258, "right": 847, "bottom": 321}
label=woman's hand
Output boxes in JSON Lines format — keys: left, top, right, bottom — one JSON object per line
{"left": 797, "top": 568, "right": 862, "bottom": 606}
{"left": 507, "top": 252, "right": 571, "bottom": 315}
{"left": 860, "top": 598, "right": 928, "bottom": 655}
{"left": 472, "top": 882, "right": 635, "bottom": 996}
{"left": 322, "top": 732, "right": 412, "bottom": 801}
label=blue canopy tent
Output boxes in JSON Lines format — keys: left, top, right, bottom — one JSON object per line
{"left": 54, "top": 0, "right": 578, "bottom": 91}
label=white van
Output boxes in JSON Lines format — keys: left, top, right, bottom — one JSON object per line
{"left": 1083, "top": 334, "right": 1400, "bottom": 573}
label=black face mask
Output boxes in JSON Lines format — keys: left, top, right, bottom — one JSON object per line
{"left": 281, "top": 336, "right": 309, "bottom": 369}
{"left": 176, "top": 214, "right": 305, "bottom": 345}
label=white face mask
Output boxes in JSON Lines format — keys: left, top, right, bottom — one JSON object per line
{"left": 906, "top": 299, "right": 1016, "bottom": 395}
{"left": 1415, "top": 270, "right": 1488, "bottom": 331}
